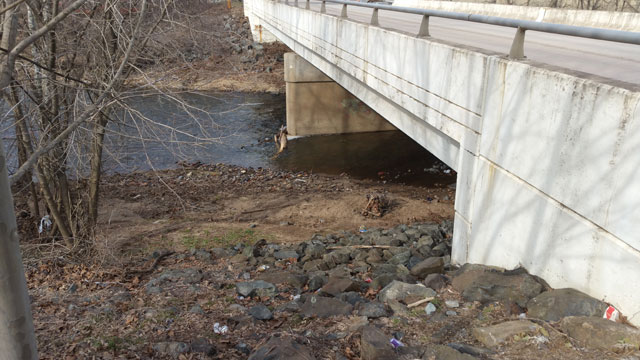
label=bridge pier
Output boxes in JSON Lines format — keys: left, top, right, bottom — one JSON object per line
{"left": 284, "top": 53, "right": 396, "bottom": 136}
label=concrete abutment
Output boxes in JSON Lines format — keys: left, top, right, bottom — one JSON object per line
{"left": 284, "top": 53, "right": 396, "bottom": 136}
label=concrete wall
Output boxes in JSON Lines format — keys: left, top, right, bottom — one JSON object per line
{"left": 245, "top": 0, "right": 640, "bottom": 324}
{"left": 285, "top": 53, "right": 396, "bottom": 136}
{"left": 393, "top": 0, "right": 640, "bottom": 31}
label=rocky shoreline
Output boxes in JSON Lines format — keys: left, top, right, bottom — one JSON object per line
{"left": 30, "top": 220, "right": 640, "bottom": 359}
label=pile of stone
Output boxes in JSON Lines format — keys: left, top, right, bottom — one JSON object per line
{"left": 146, "top": 221, "right": 640, "bottom": 359}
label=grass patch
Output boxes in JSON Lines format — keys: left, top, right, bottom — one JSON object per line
{"left": 181, "top": 228, "right": 272, "bottom": 249}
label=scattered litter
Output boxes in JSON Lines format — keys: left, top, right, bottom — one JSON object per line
{"left": 532, "top": 335, "right": 549, "bottom": 344}
{"left": 257, "top": 265, "right": 270, "bottom": 272}
{"left": 213, "top": 323, "right": 229, "bottom": 334}
{"left": 390, "top": 338, "right": 404, "bottom": 349}
{"left": 364, "top": 278, "right": 372, "bottom": 283}
{"left": 237, "top": 296, "right": 245, "bottom": 300}
{"left": 38, "top": 215, "right": 52, "bottom": 234}
{"left": 443, "top": 169, "right": 451, "bottom": 174}
{"left": 603, "top": 305, "right": 619, "bottom": 321}
{"left": 518, "top": 313, "right": 527, "bottom": 320}
{"left": 359, "top": 225, "right": 367, "bottom": 233}
{"left": 293, "top": 294, "right": 301, "bottom": 301}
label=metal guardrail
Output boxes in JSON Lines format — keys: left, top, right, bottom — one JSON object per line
{"left": 281, "top": 0, "right": 640, "bottom": 59}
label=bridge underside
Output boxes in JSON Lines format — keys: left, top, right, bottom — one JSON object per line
{"left": 245, "top": 0, "right": 640, "bottom": 324}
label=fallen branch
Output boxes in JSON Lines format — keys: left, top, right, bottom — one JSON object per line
{"left": 326, "top": 245, "right": 393, "bottom": 250}
{"left": 407, "top": 297, "right": 435, "bottom": 308}
{"left": 126, "top": 251, "right": 174, "bottom": 276}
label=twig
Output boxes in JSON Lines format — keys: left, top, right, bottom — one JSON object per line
{"left": 126, "top": 251, "right": 174, "bottom": 276}
{"left": 407, "top": 297, "right": 434, "bottom": 308}
{"left": 327, "top": 245, "right": 392, "bottom": 250}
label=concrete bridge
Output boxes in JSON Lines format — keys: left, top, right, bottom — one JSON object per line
{"left": 244, "top": 0, "right": 640, "bottom": 324}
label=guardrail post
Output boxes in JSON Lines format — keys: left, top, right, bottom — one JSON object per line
{"left": 305, "top": 0, "right": 310, "bottom": 9}
{"left": 417, "top": 15, "right": 429, "bottom": 37}
{"left": 340, "top": 4, "right": 348, "bottom": 18}
{"left": 321, "top": 0, "right": 326, "bottom": 13}
{"left": 371, "top": 8, "right": 379, "bottom": 26}
{"left": 509, "top": 27, "right": 526, "bottom": 59}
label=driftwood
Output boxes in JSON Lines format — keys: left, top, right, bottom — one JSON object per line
{"left": 272, "top": 125, "right": 288, "bottom": 158}
{"left": 361, "top": 193, "right": 389, "bottom": 217}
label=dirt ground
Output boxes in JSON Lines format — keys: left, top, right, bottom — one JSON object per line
{"left": 127, "top": 2, "right": 288, "bottom": 93}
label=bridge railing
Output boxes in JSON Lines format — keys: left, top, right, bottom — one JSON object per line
{"left": 279, "top": 0, "right": 640, "bottom": 59}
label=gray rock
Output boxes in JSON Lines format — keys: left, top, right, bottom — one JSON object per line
{"left": 228, "top": 304, "right": 247, "bottom": 313}
{"left": 249, "top": 304, "right": 273, "bottom": 320}
{"left": 424, "top": 273, "right": 449, "bottom": 291}
{"left": 322, "top": 249, "right": 351, "bottom": 268}
{"left": 431, "top": 242, "right": 449, "bottom": 256}
{"left": 248, "top": 336, "right": 316, "bottom": 360}
{"left": 378, "top": 280, "right": 436, "bottom": 304}
{"left": 153, "top": 342, "right": 190, "bottom": 358}
{"left": 274, "top": 250, "right": 299, "bottom": 260}
{"left": 303, "top": 259, "right": 329, "bottom": 272}
{"left": 445, "top": 300, "right": 460, "bottom": 308}
{"left": 257, "top": 271, "right": 308, "bottom": 289}
{"left": 360, "top": 325, "right": 395, "bottom": 360}
{"left": 191, "top": 339, "right": 217, "bottom": 356}
{"left": 447, "top": 343, "right": 495, "bottom": 357}
{"left": 560, "top": 316, "right": 640, "bottom": 352}
{"left": 303, "top": 243, "right": 326, "bottom": 259}
{"left": 236, "top": 343, "right": 251, "bottom": 355}
{"left": 417, "top": 235, "right": 434, "bottom": 248}
{"left": 147, "top": 268, "right": 203, "bottom": 287}
{"left": 189, "top": 304, "right": 204, "bottom": 314}
{"left": 194, "top": 249, "right": 213, "bottom": 262}
{"left": 410, "top": 257, "right": 444, "bottom": 279}
{"left": 388, "top": 251, "right": 411, "bottom": 266}
{"left": 320, "top": 277, "right": 361, "bottom": 296}
{"left": 275, "top": 301, "right": 301, "bottom": 313}
{"left": 446, "top": 310, "right": 458, "bottom": 316}
{"left": 421, "top": 344, "right": 476, "bottom": 360}
{"left": 300, "top": 295, "right": 353, "bottom": 318}
{"left": 236, "top": 280, "right": 277, "bottom": 297}
{"left": 308, "top": 274, "right": 327, "bottom": 291}
{"left": 452, "top": 265, "right": 543, "bottom": 307}
{"left": 357, "top": 302, "right": 389, "bottom": 318}
{"left": 371, "top": 274, "right": 397, "bottom": 290}
{"left": 338, "top": 291, "right": 366, "bottom": 306}
{"left": 472, "top": 320, "right": 541, "bottom": 348}
{"left": 425, "top": 302, "right": 437, "bottom": 315}
{"left": 526, "top": 288, "right": 608, "bottom": 322}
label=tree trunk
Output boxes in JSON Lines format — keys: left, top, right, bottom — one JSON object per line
{"left": 0, "top": 138, "right": 38, "bottom": 359}
{"left": 88, "top": 112, "right": 108, "bottom": 231}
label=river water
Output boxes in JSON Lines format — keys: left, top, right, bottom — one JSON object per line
{"left": 3, "top": 91, "right": 455, "bottom": 187}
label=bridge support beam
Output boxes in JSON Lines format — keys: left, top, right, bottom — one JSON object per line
{"left": 284, "top": 53, "right": 396, "bottom": 136}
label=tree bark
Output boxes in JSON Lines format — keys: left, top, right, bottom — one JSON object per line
{"left": 0, "top": 138, "right": 38, "bottom": 359}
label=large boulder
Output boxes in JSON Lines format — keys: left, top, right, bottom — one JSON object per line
{"left": 410, "top": 257, "right": 444, "bottom": 279}
{"left": 526, "top": 288, "right": 608, "bottom": 321}
{"left": 452, "top": 265, "right": 543, "bottom": 307}
{"left": 248, "top": 336, "right": 316, "bottom": 360}
{"left": 236, "top": 280, "right": 277, "bottom": 297}
{"left": 319, "top": 277, "right": 361, "bottom": 296}
{"left": 360, "top": 325, "right": 395, "bottom": 360}
{"left": 300, "top": 295, "right": 353, "bottom": 318}
{"left": 472, "top": 320, "right": 541, "bottom": 348}
{"left": 560, "top": 316, "right": 640, "bottom": 352}
{"left": 378, "top": 280, "right": 436, "bottom": 304}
